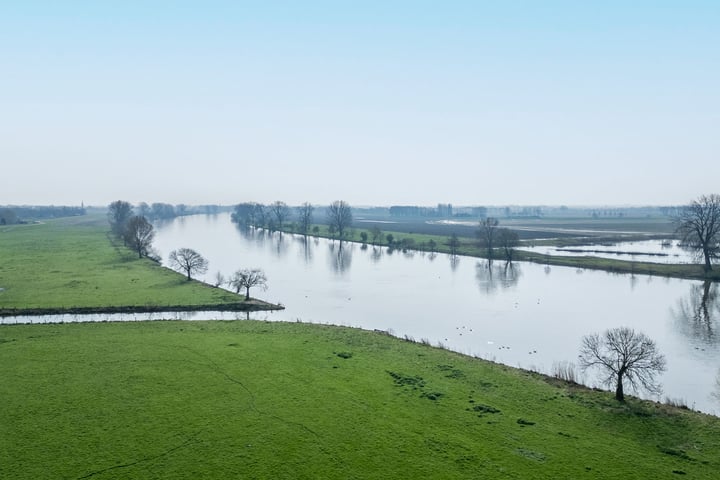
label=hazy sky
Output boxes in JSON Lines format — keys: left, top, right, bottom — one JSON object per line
{"left": 2, "top": 1, "right": 718, "bottom": 207}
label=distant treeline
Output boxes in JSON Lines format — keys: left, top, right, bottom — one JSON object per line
{"left": 0, "top": 205, "right": 86, "bottom": 224}
{"left": 134, "top": 202, "right": 230, "bottom": 220}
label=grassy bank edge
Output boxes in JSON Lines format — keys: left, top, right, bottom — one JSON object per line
{"left": 0, "top": 300, "right": 283, "bottom": 317}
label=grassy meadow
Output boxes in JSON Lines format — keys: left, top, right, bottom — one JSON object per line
{"left": 1, "top": 320, "right": 719, "bottom": 479}
{"left": 0, "top": 215, "right": 257, "bottom": 314}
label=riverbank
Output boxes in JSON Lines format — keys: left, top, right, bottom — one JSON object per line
{"left": 1, "top": 320, "right": 717, "bottom": 478}
{"left": 0, "top": 300, "right": 281, "bottom": 317}
{"left": 0, "top": 215, "right": 281, "bottom": 315}
{"left": 271, "top": 223, "right": 720, "bottom": 282}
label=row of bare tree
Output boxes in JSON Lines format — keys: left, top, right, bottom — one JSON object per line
{"left": 108, "top": 200, "right": 156, "bottom": 259}
{"left": 108, "top": 201, "right": 268, "bottom": 300}
{"left": 231, "top": 200, "right": 354, "bottom": 239}
{"left": 167, "top": 248, "right": 267, "bottom": 299}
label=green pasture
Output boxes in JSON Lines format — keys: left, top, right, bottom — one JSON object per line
{"left": 0, "top": 215, "right": 248, "bottom": 314}
{"left": 1, "top": 320, "right": 718, "bottom": 479}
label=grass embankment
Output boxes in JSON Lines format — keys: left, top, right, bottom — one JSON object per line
{"left": 284, "top": 224, "right": 720, "bottom": 281}
{"left": 1, "top": 320, "right": 718, "bottom": 479}
{"left": 0, "top": 215, "right": 279, "bottom": 315}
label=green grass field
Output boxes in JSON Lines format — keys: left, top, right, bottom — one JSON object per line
{"left": 1, "top": 320, "right": 718, "bottom": 479}
{"left": 0, "top": 215, "right": 260, "bottom": 314}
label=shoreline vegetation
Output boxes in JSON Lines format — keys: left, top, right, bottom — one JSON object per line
{"left": 0, "top": 301, "right": 281, "bottom": 318}
{"left": 0, "top": 214, "right": 282, "bottom": 317}
{"left": 269, "top": 223, "right": 720, "bottom": 282}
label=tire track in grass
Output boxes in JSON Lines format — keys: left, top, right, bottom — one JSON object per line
{"left": 76, "top": 430, "right": 203, "bottom": 479}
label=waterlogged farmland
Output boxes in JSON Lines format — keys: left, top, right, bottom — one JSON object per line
{"left": 519, "top": 239, "right": 695, "bottom": 264}
{"left": 147, "top": 214, "right": 720, "bottom": 414}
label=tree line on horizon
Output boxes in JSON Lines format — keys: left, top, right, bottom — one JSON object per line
{"left": 0, "top": 205, "right": 86, "bottom": 225}
{"left": 107, "top": 192, "right": 719, "bottom": 274}
{"left": 231, "top": 200, "right": 353, "bottom": 240}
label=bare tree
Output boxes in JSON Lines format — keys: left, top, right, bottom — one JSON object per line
{"left": 579, "top": 327, "right": 667, "bottom": 402}
{"left": 108, "top": 200, "right": 134, "bottom": 238}
{"left": 253, "top": 203, "right": 268, "bottom": 228}
{"left": 212, "top": 271, "right": 226, "bottom": 288}
{"left": 497, "top": 228, "right": 520, "bottom": 262}
{"left": 229, "top": 268, "right": 268, "bottom": 300}
{"left": 123, "top": 215, "right": 155, "bottom": 258}
{"left": 297, "top": 202, "right": 314, "bottom": 235}
{"left": 477, "top": 217, "right": 500, "bottom": 259}
{"left": 269, "top": 201, "right": 291, "bottom": 231}
{"left": 137, "top": 202, "right": 151, "bottom": 218}
{"left": 231, "top": 202, "right": 258, "bottom": 226}
{"left": 151, "top": 202, "right": 176, "bottom": 220}
{"left": 168, "top": 248, "right": 209, "bottom": 281}
{"left": 447, "top": 233, "right": 461, "bottom": 256}
{"left": 327, "top": 200, "right": 353, "bottom": 240}
{"left": 370, "top": 226, "right": 383, "bottom": 245}
{"left": 675, "top": 194, "right": 720, "bottom": 271}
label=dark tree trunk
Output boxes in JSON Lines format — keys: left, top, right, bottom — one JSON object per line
{"left": 615, "top": 372, "right": 625, "bottom": 402}
{"left": 704, "top": 250, "right": 712, "bottom": 271}
{"left": 245, "top": 286, "right": 250, "bottom": 300}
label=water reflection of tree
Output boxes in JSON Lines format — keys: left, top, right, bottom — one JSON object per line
{"left": 370, "top": 246, "right": 383, "bottom": 263}
{"left": 297, "top": 236, "right": 313, "bottom": 264}
{"left": 273, "top": 231, "right": 288, "bottom": 258}
{"left": 236, "top": 224, "right": 267, "bottom": 247}
{"left": 712, "top": 369, "right": 720, "bottom": 406}
{"left": 475, "top": 260, "right": 521, "bottom": 294}
{"left": 671, "top": 280, "right": 720, "bottom": 344}
{"left": 449, "top": 254, "right": 460, "bottom": 272}
{"left": 329, "top": 241, "right": 353, "bottom": 274}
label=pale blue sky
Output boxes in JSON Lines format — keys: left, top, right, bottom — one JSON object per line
{"left": 2, "top": 1, "right": 718, "bottom": 207}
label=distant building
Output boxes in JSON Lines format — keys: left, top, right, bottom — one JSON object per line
{"left": 437, "top": 203, "right": 453, "bottom": 217}
{"left": 388, "top": 204, "right": 453, "bottom": 217}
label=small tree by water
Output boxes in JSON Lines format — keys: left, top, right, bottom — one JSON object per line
{"left": 229, "top": 268, "right": 268, "bottom": 300}
{"left": 168, "top": 248, "right": 209, "bottom": 281}
{"left": 675, "top": 194, "right": 720, "bottom": 272}
{"left": 579, "top": 327, "right": 666, "bottom": 402}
